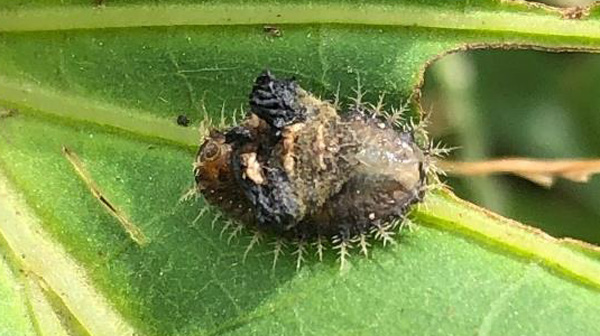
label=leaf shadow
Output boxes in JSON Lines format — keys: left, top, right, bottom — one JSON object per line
{"left": 115, "top": 197, "right": 303, "bottom": 335}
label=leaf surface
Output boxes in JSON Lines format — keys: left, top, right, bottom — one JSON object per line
{"left": 1, "top": 1, "right": 600, "bottom": 335}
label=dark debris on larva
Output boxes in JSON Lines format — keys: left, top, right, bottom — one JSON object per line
{"left": 193, "top": 71, "right": 443, "bottom": 269}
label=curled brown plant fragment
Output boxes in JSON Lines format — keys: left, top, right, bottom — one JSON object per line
{"left": 440, "top": 158, "right": 600, "bottom": 187}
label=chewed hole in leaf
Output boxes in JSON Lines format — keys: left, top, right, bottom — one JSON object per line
{"left": 422, "top": 49, "right": 600, "bottom": 245}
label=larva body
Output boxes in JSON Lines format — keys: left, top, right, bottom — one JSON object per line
{"left": 194, "top": 71, "right": 429, "bottom": 260}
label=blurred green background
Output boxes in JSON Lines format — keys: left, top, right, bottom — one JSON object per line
{"left": 423, "top": 18, "right": 600, "bottom": 245}
{"left": 419, "top": 0, "right": 600, "bottom": 246}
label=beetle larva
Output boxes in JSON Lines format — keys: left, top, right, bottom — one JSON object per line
{"left": 194, "top": 71, "right": 436, "bottom": 267}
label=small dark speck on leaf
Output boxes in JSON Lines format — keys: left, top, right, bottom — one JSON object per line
{"left": 177, "top": 114, "right": 191, "bottom": 127}
{"left": 264, "top": 25, "right": 283, "bottom": 38}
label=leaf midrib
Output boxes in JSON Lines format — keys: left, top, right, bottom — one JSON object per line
{"left": 0, "top": 77, "right": 199, "bottom": 148}
{"left": 0, "top": 3, "right": 599, "bottom": 39}
{"left": 0, "top": 173, "right": 136, "bottom": 336}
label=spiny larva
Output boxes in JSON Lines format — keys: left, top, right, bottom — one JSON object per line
{"left": 193, "top": 71, "right": 441, "bottom": 268}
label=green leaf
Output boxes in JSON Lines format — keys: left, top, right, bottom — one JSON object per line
{"left": 1, "top": 1, "right": 600, "bottom": 335}
{"left": 0, "top": 250, "right": 37, "bottom": 336}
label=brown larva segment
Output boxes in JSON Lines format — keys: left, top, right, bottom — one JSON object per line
{"left": 194, "top": 71, "right": 433, "bottom": 267}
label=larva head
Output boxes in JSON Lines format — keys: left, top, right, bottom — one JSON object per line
{"left": 194, "top": 130, "right": 233, "bottom": 193}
